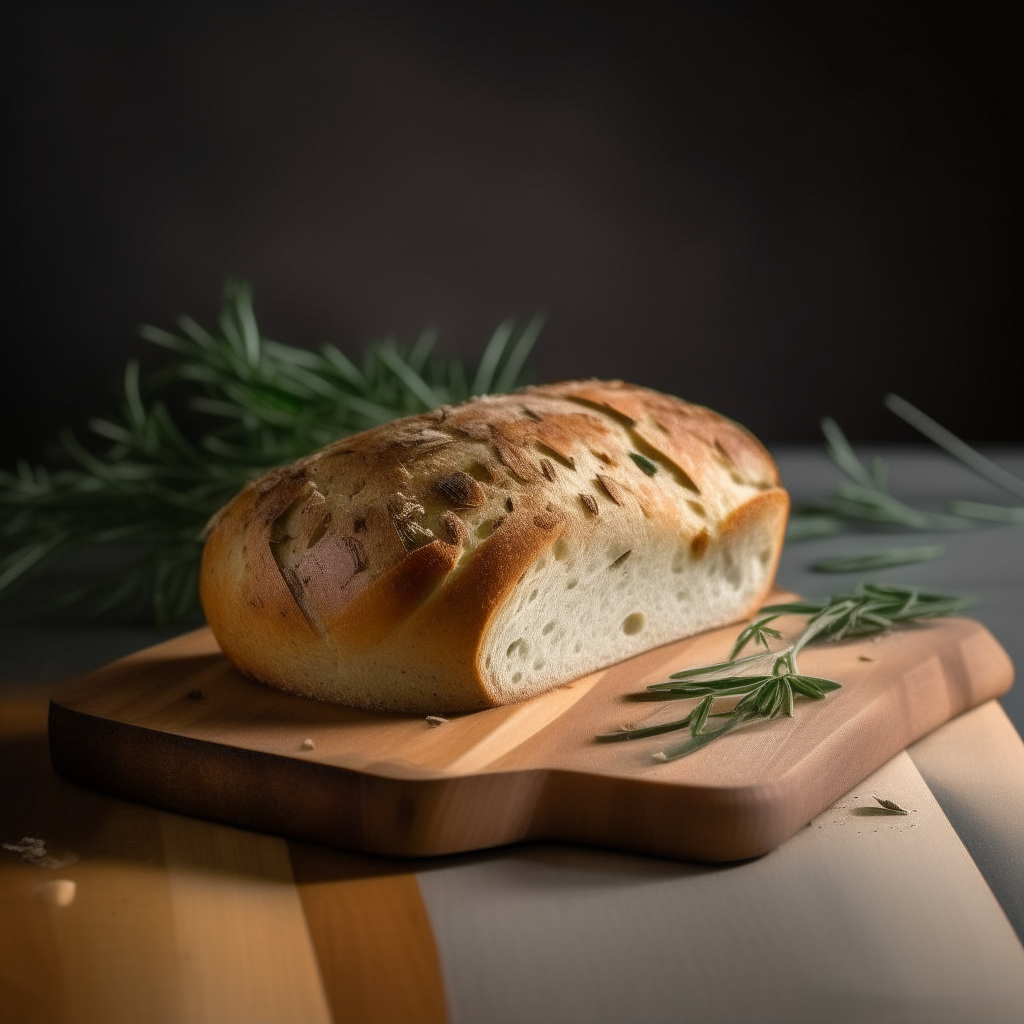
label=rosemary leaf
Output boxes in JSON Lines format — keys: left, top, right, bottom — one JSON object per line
{"left": 653, "top": 714, "right": 752, "bottom": 762}
{"left": 786, "top": 514, "right": 844, "bottom": 542}
{"left": 812, "top": 544, "right": 946, "bottom": 573}
{"left": 659, "top": 651, "right": 776, "bottom": 683}
{"left": 948, "top": 500, "right": 1024, "bottom": 524}
{"left": 596, "top": 714, "right": 694, "bottom": 742}
{"left": 689, "top": 694, "right": 714, "bottom": 736}
{"left": 885, "top": 394, "right": 1024, "bottom": 500}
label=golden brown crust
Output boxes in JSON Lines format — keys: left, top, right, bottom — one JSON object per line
{"left": 200, "top": 380, "right": 788, "bottom": 712}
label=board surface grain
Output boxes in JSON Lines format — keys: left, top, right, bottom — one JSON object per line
{"left": 48, "top": 599, "right": 1014, "bottom": 862}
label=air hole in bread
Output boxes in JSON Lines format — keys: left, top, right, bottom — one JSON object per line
{"left": 507, "top": 639, "right": 527, "bottom": 659}
{"left": 533, "top": 658, "right": 546, "bottom": 670}
{"left": 609, "top": 549, "right": 632, "bottom": 570}
{"left": 722, "top": 552, "right": 743, "bottom": 589}
{"left": 476, "top": 519, "right": 494, "bottom": 540}
{"left": 512, "top": 671, "right": 523, "bottom": 684}
{"left": 566, "top": 579, "right": 578, "bottom": 590}
{"left": 622, "top": 613, "right": 645, "bottom": 635}
{"left": 542, "top": 620, "right": 557, "bottom": 635}
{"left": 528, "top": 588, "right": 539, "bottom": 602}
{"left": 465, "top": 461, "right": 496, "bottom": 483}
{"left": 505, "top": 496, "right": 514, "bottom": 512}
{"left": 759, "top": 547, "right": 772, "bottom": 566}
{"left": 552, "top": 538, "right": 569, "bottom": 560}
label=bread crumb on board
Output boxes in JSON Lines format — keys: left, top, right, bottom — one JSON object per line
{"left": 426, "top": 715, "right": 448, "bottom": 728}
{"left": 301, "top": 738, "right": 315, "bottom": 750}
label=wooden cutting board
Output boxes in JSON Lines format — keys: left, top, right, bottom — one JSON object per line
{"left": 48, "top": 597, "right": 1014, "bottom": 862}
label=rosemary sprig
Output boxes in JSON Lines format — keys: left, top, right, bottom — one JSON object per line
{"left": 0, "top": 278, "right": 543, "bottom": 623}
{"left": 788, "top": 395, "right": 1024, "bottom": 541}
{"left": 814, "top": 418, "right": 971, "bottom": 531}
{"left": 597, "top": 583, "right": 973, "bottom": 760}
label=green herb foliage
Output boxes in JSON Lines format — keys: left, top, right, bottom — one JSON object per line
{"left": 597, "top": 583, "right": 973, "bottom": 760}
{"left": 884, "top": 394, "right": 1024, "bottom": 501}
{"left": 0, "top": 279, "right": 543, "bottom": 623}
{"left": 812, "top": 544, "right": 946, "bottom": 573}
{"left": 787, "top": 397, "right": 1024, "bottom": 542}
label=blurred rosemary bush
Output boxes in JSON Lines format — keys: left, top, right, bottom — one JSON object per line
{"left": 0, "top": 279, "right": 543, "bottom": 624}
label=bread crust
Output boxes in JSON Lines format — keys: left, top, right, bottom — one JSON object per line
{"left": 200, "top": 381, "right": 788, "bottom": 712}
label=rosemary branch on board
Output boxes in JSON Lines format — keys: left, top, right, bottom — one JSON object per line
{"left": 0, "top": 278, "right": 543, "bottom": 623}
{"left": 597, "top": 583, "right": 974, "bottom": 761}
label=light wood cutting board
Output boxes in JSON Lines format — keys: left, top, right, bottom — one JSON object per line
{"left": 48, "top": 596, "right": 1014, "bottom": 862}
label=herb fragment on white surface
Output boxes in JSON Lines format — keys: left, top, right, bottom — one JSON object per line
{"left": 812, "top": 544, "right": 946, "bottom": 573}
{"left": 598, "top": 583, "right": 973, "bottom": 761}
{"left": 871, "top": 795, "right": 909, "bottom": 814}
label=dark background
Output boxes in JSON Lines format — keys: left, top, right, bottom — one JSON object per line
{"left": 3, "top": 1, "right": 1020, "bottom": 468}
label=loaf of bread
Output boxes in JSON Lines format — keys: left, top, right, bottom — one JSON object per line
{"left": 200, "top": 380, "right": 789, "bottom": 713}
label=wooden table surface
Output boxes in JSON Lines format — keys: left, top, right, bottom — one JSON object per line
{"left": 3, "top": 448, "right": 1024, "bottom": 1023}
{"left": 3, "top": 690, "right": 1024, "bottom": 1023}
